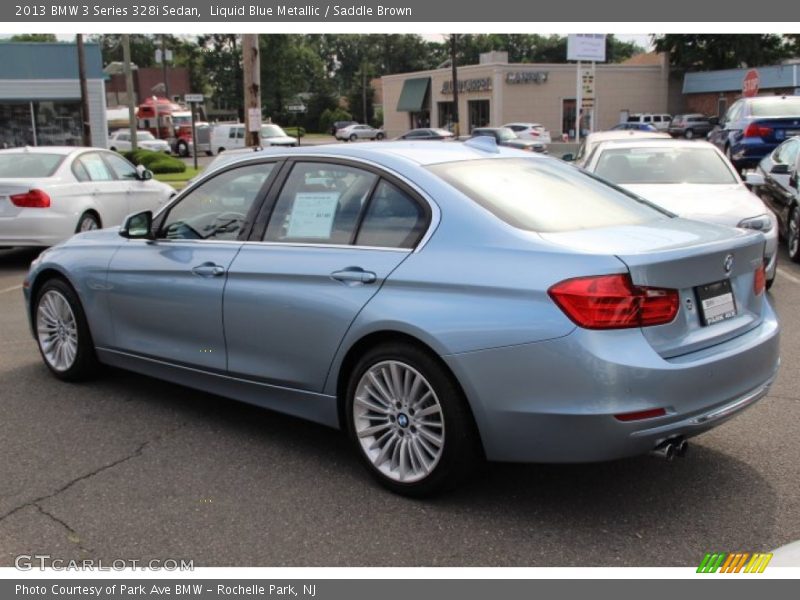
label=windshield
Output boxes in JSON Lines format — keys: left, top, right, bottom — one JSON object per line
{"left": 0, "top": 153, "right": 65, "bottom": 178}
{"left": 428, "top": 158, "right": 668, "bottom": 233}
{"left": 137, "top": 132, "right": 156, "bottom": 140}
{"left": 261, "top": 124, "right": 287, "bottom": 138}
{"left": 496, "top": 128, "right": 517, "bottom": 141}
{"left": 594, "top": 146, "right": 738, "bottom": 185}
{"left": 173, "top": 115, "right": 192, "bottom": 126}
{"left": 750, "top": 97, "right": 800, "bottom": 117}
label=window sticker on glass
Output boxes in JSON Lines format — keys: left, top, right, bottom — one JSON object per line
{"left": 286, "top": 192, "right": 340, "bottom": 238}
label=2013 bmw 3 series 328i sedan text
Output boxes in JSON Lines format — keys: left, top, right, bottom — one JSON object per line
{"left": 24, "top": 140, "right": 780, "bottom": 496}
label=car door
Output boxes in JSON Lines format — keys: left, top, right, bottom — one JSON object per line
{"left": 73, "top": 151, "right": 129, "bottom": 226}
{"left": 101, "top": 151, "right": 169, "bottom": 215}
{"left": 764, "top": 139, "right": 800, "bottom": 226}
{"left": 104, "top": 161, "right": 278, "bottom": 369}
{"left": 223, "top": 160, "right": 431, "bottom": 392}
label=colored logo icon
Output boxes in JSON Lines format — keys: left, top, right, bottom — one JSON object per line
{"left": 697, "top": 552, "right": 773, "bottom": 573}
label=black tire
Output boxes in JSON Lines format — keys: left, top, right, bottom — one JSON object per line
{"left": 344, "top": 341, "right": 481, "bottom": 497}
{"left": 33, "top": 278, "right": 99, "bottom": 381}
{"left": 788, "top": 205, "right": 800, "bottom": 263}
{"left": 75, "top": 212, "right": 100, "bottom": 233}
{"left": 376, "top": 132, "right": 385, "bottom": 140}
{"left": 349, "top": 133, "right": 358, "bottom": 142}
{"left": 109, "top": 146, "right": 117, "bottom": 152}
{"left": 177, "top": 141, "right": 189, "bottom": 157}
{"left": 205, "top": 150, "right": 213, "bottom": 157}
{"left": 684, "top": 129, "right": 694, "bottom": 139}
{"left": 217, "top": 147, "right": 226, "bottom": 154}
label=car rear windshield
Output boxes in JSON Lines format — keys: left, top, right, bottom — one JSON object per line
{"left": 750, "top": 97, "right": 800, "bottom": 117}
{"left": 0, "top": 153, "right": 65, "bottom": 178}
{"left": 261, "top": 125, "right": 287, "bottom": 138}
{"left": 594, "top": 146, "right": 738, "bottom": 185}
{"left": 427, "top": 158, "right": 669, "bottom": 233}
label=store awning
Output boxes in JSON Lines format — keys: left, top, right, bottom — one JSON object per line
{"left": 396, "top": 77, "right": 431, "bottom": 112}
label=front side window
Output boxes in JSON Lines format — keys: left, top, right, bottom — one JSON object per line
{"left": 428, "top": 157, "right": 668, "bottom": 233}
{"left": 76, "top": 153, "right": 114, "bottom": 181}
{"left": 160, "top": 163, "right": 274, "bottom": 241}
{"left": 103, "top": 153, "right": 138, "bottom": 180}
{"left": 265, "top": 163, "right": 377, "bottom": 244}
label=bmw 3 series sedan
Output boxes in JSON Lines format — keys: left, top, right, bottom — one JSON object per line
{"left": 24, "top": 140, "right": 780, "bottom": 496}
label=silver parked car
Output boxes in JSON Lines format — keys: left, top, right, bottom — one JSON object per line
{"left": 24, "top": 141, "right": 779, "bottom": 496}
{"left": 0, "top": 146, "right": 173, "bottom": 248}
{"left": 336, "top": 124, "right": 385, "bottom": 142}
{"left": 582, "top": 139, "right": 779, "bottom": 288}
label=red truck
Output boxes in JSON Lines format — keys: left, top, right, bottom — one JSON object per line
{"left": 136, "top": 96, "right": 210, "bottom": 156}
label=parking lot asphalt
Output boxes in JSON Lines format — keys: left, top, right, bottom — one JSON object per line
{"left": 0, "top": 246, "right": 798, "bottom": 567}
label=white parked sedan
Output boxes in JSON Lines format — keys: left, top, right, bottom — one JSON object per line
{"left": 503, "top": 122, "right": 552, "bottom": 144}
{"left": 0, "top": 146, "right": 174, "bottom": 248}
{"left": 583, "top": 139, "right": 779, "bottom": 287}
{"left": 108, "top": 130, "right": 171, "bottom": 153}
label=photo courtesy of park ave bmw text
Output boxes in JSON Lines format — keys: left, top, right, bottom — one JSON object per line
{"left": 0, "top": 0, "right": 799, "bottom": 596}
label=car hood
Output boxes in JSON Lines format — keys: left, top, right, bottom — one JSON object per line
{"left": 620, "top": 183, "right": 769, "bottom": 226}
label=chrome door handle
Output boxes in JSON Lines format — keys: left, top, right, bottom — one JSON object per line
{"left": 192, "top": 262, "right": 226, "bottom": 277}
{"left": 331, "top": 268, "right": 377, "bottom": 284}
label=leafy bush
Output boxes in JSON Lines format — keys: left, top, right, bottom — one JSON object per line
{"left": 319, "top": 108, "right": 353, "bottom": 135}
{"left": 121, "top": 149, "right": 186, "bottom": 174}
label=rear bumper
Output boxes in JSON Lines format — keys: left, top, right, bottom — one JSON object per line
{"left": 444, "top": 300, "right": 780, "bottom": 463}
{"left": 0, "top": 213, "right": 74, "bottom": 247}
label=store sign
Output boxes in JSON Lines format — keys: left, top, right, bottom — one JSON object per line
{"left": 441, "top": 78, "right": 492, "bottom": 94}
{"left": 581, "top": 68, "right": 595, "bottom": 105}
{"left": 506, "top": 71, "right": 549, "bottom": 85}
{"left": 567, "top": 34, "right": 607, "bottom": 62}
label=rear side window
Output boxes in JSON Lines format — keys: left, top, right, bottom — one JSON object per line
{"left": 428, "top": 158, "right": 668, "bottom": 233}
{"left": 356, "top": 180, "right": 426, "bottom": 249}
{"left": 0, "top": 153, "right": 64, "bottom": 178}
{"left": 76, "top": 153, "right": 114, "bottom": 181}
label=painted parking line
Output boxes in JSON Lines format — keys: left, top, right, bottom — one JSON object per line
{"left": 777, "top": 268, "right": 800, "bottom": 285}
{"left": 0, "top": 284, "right": 22, "bottom": 295}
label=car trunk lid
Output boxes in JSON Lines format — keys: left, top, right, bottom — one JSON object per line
{"left": 540, "top": 217, "right": 767, "bottom": 358}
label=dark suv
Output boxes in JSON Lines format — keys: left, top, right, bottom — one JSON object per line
{"left": 668, "top": 114, "right": 714, "bottom": 139}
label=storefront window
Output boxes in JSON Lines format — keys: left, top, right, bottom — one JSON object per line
{"left": 468, "top": 100, "right": 490, "bottom": 132}
{"left": 438, "top": 101, "right": 455, "bottom": 131}
{"left": 0, "top": 100, "right": 82, "bottom": 149}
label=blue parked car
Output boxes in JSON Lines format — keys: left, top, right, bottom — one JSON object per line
{"left": 708, "top": 95, "right": 800, "bottom": 172}
{"left": 24, "top": 140, "right": 780, "bottom": 496}
{"left": 610, "top": 122, "right": 659, "bottom": 132}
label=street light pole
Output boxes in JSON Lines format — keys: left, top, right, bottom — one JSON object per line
{"left": 76, "top": 34, "right": 92, "bottom": 146}
{"left": 161, "top": 35, "right": 170, "bottom": 99}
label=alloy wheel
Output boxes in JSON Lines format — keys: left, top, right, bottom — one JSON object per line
{"left": 353, "top": 360, "right": 445, "bottom": 483}
{"left": 36, "top": 290, "right": 79, "bottom": 372}
{"left": 789, "top": 207, "right": 800, "bottom": 260}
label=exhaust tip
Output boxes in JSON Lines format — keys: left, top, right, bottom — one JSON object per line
{"left": 650, "top": 442, "right": 676, "bottom": 461}
{"left": 676, "top": 439, "right": 689, "bottom": 457}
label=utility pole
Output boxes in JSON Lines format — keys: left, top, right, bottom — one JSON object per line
{"left": 76, "top": 34, "right": 92, "bottom": 146}
{"left": 122, "top": 35, "right": 138, "bottom": 151}
{"left": 161, "top": 35, "right": 170, "bottom": 99}
{"left": 450, "top": 34, "right": 460, "bottom": 137}
{"left": 242, "top": 34, "right": 261, "bottom": 148}
{"left": 362, "top": 63, "right": 367, "bottom": 124}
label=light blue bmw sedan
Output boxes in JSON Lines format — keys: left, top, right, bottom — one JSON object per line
{"left": 23, "top": 139, "right": 780, "bottom": 496}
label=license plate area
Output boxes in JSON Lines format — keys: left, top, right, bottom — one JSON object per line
{"left": 695, "top": 279, "right": 737, "bottom": 326}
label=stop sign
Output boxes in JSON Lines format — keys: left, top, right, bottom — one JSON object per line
{"left": 743, "top": 69, "right": 760, "bottom": 97}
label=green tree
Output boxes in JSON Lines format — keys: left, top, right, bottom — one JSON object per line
{"left": 653, "top": 34, "right": 793, "bottom": 71}
{"left": 9, "top": 34, "right": 58, "bottom": 42}
{"left": 198, "top": 34, "right": 242, "bottom": 119}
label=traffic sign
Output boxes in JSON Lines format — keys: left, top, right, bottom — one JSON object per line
{"left": 742, "top": 70, "right": 760, "bottom": 97}
{"left": 287, "top": 104, "right": 307, "bottom": 113}
{"left": 185, "top": 93, "right": 204, "bottom": 103}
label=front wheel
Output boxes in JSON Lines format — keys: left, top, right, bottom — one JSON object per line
{"left": 349, "top": 134, "right": 358, "bottom": 142}
{"left": 376, "top": 132, "right": 385, "bottom": 140}
{"left": 345, "top": 342, "right": 481, "bottom": 497}
{"left": 684, "top": 129, "right": 694, "bottom": 139}
{"left": 177, "top": 141, "right": 189, "bottom": 157}
{"left": 34, "top": 278, "right": 98, "bottom": 381}
{"left": 788, "top": 205, "right": 800, "bottom": 263}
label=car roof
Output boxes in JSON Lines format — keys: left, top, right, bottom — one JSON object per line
{"left": 0, "top": 146, "right": 95, "bottom": 156}
{"left": 207, "top": 140, "right": 540, "bottom": 168}
{"left": 584, "top": 130, "right": 671, "bottom": 143}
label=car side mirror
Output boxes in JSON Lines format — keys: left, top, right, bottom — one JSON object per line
{"left": 119, "top": 210, "right": 154, "bottom": 239}
{"left": 745, "top": 172, "right": 765, "bottom": 187}
{"left": 562, "top": 153, "right": 575, "bottom": 162}
{"left": 771, "top": 163, "right": 790, "bottom": 175}
{"left": 136, "top": 164, "right": 153, "bottom": 181}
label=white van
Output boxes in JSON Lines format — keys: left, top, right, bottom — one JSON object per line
{"left": 210, "top": 123, "right": 298, "bottom": 155}
{"left": 626, "top": 113, "right": 672, "bottom": 131}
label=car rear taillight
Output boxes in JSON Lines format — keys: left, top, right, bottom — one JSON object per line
{"left": 614, "top": 408, "right": 667, "bottom": 422}
{"left": 754, "top": 264, "right": 766, "bottom": 296}
{"left": 9, "top": 189, "right": 50, "bottom": 208}
{"left": 744, "top": 123, "right": 773, "bottom": 138}
{"left": 548, "top": 274, "right": 679, "bottom": 329}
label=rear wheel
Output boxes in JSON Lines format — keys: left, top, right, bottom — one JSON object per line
{"left": 177, "top": 140, "right": 189, "bottom": 157}
{"left": 76, "top": 212, "right": 100, "bottom": 233}
{"left": 788, "top": 205, "right": 800, "bottom": 263}
{"left": 349, "top": 133, "right": 358, "bottom": 142}
{"left": 345, "top": 342, "right": 481, "bottom": 497}
{"left": 376, "top": 132, "right": 385, "bottom": 140}
{"left": 34, "top": 278, "right": 98, "bottom": 381}
{"left": 684, "top": 129, "right": 694, "bottom": 139}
